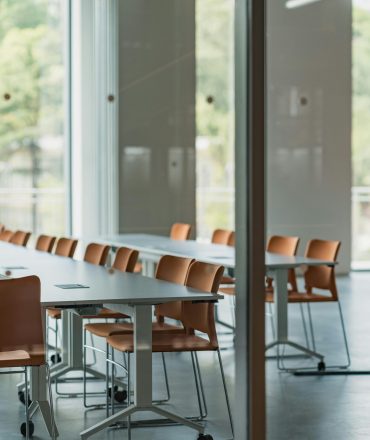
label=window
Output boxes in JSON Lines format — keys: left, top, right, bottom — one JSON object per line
{"left": 196, "top": 0, "right": 235, "bottom": 240}
{"left": 0, "top": 0, "right": 68, "bottom": 236}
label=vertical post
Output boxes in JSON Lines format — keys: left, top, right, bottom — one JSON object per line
{"left": 133, "top": 304, "right": 153, "bottom": 407}
{"left": 235, "top": 1, "right": 265, "bottom": 440}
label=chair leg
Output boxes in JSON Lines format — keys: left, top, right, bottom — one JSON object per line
{"left": 106, "top": 344, "right": 110, "bottom": 417}
{"left": 337, "top": 301, "right": 351, "bottom": 368}
{"left": 127, "top": 352, "right": 131, "bottom": 440}
{"left": 190, "top": 351, "right": 204, "bottom": 420}
{"left": 111, "top": 349, "right": 115, "bottom": 415}
{"left": 268, "top": 303, "right": 276, "bottom": 340}
{"left": 46, "top": 364, "right": 57, "bottom": 440}
{"left": 194, "top": 352, "right": 208, "bottom": 418}
{"left": 307, "top": 303, "right": 316, "bottom": 351}
{"left": 24, "top": 367, "right": 30, "bottom": 440}
{"left": 299, "top": 303, "right": 310, "bottom": 349}
{"left": 217, "top": 349, "right": 234, "bottom": 438}
{"left": 83, "top": 329, "right": 88, "bottom": 407}
{"left": 161, "top": 352, "right": 171, "bottom": 401}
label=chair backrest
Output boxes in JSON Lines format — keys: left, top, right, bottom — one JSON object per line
{"left": 211, "top": 229, "right": 233, "bottom": 245}
{"left": 84, "top": 243, "right": 110, "bottom": 266}
{"left": 304, "top": 239, "right": 340, "bottom": 298}
{"left": 55, "top": 237, "right": 78, "bottom": 258}
{"left": 36, "top": 234, "right": 56, "bottom": 253}
{"left": 10, "top": 230, "right": 31, "bottom": 246}
{"left": 0, "top": 229, "right": 14, "bottom": 242}
{"left": 267, "top": 235, "right": 300, "bottom": 256}
{"left": 182, "top": 261, "right": 224, "bottom": 346}
{"left": 112, "top": 247, "right": 139, "bottom": 272}
{"left": 155, "top": 255, "right": 194, "bottom": 322}
{"left": 228, "top": 231, "right": 235, "bottom": 246}
{"left": 266, "top": 235, "right": 300, "bottom": 291}
{"left": 170, "top": 223, "right": 192, "bottom": 240}
{"left": 0, "top": 276, "right": 44, "bottom": 362}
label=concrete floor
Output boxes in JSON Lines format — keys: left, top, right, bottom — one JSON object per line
{"left": 1, "top": 272, "right": 370, "bottom": 439}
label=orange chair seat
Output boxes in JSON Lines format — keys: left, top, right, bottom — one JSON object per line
{"left": 85, "top": 321, "right": 184, "bottom": 338}
{"left": 48, "top": 307, "right": 128, "bottom": 320}
{"left": 107, "top": 332, "right": 217, "bottom": 354}
{"left": 0, "top": 345, "right": 45, "bottom": 367}
{"left": 82, "top": 308, "right": 129, "bottom": 320}
{"left": 265, "top": 291, "right": 337, "bottom": 303}
{"left": 221, "top": 275, "right": 235, "bottom": 285}
{"left": 47, "top": 308, "right": 61, "bottom": 319}
{"left": 220, "top": 286, "right": 235, "bottom": 296}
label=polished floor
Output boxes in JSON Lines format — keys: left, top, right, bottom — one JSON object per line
{"left": 2, "top": 272, "right": 370, "bottom": 439}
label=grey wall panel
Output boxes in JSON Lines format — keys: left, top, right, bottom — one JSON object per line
{"left": 118, "top": 0, "right": 196, "bottom": 236}
{"left": 266, "top": 0, "right": 352, "bottom": 272}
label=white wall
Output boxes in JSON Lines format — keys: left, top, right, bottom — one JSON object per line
{"left": 267, "top": 0, "right": 352, "bottom": 273}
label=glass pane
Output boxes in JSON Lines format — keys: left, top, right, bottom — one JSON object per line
{"left": 196, "top": 0, "right": 235, "bottom": 240}
{"left": 352, "top": 1, "right": 370, "bottom": 268}
{"left": 0, "top": 0, "right": 67, "bottom": 236}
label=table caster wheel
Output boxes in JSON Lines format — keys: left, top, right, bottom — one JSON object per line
{"left": 50, "top": 353, "right": 61, "bottom": 364}
{"left": 114, "top": 389, "right": 128, "bottom": 403}
{"left": 107, "top": 385, "right": 118, "bottom": 399}
{"left": 197, "top": 434, "right": 213, "bottom": 440}
{"left": 18, "top": 391, "right": 31, "bottom": 407}
{"left": 20, "top": 420, "right": 34, "bottom": 437}
{"left": 318, "top": 361, "right": 326, "bottom": 372}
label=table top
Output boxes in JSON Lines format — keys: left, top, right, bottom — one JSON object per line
{"left": 0, "top": 242, "right": 222, "bottom": 308}
{"left": 96, "top": 233, "right": 335, "bottom": 269}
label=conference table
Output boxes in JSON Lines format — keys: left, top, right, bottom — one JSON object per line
{"left": 97, "top": 233, "right": 336, "bottom": 367}
{"left": 0, "top": 241, "right": 222, "bottom": 439}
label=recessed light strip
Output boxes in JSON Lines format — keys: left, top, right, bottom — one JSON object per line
{"left": 286, "top": 0, "right": 321, "bottom": 9}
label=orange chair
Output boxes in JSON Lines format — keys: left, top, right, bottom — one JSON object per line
{"left": 266, "top": 239, "right": 350, "bottom": 369}
{"left": 266, "top": 235, "right": 300, "bottom": 292}
{"left": 228, "top": 231, "right": 235, "bottom": 246}
{"left": 10, "top": 230, "right": 31, "bottom": 247}
{"left": 170, "top": 222, "right": 192, "bottom": 240}
{"left": 211, "top": 229, "right": 233, "bottom": 245}
{"left": 35, "top": 235, "right": 56, "bottom": 253}
{"left": 0, "top": 276, "right": 55, "bottom": 439}
{"left": 106, "top": 261, "right": 233, "bottom": 437}
{"left": 0, "top": 229, "right": 14, "bottom": 242}
{"left": 134, "top": 223, "right": 192, "bottom": 273}
{"left": 83, "top": 254, "right": 193, "bottom": 410}
{"left": 84, "top": 242, "right": 110, "bottom": 265}
{"left": 55, "top": 237, "right": 78, "bottom": 258}
{"left": 46, "top": 237, "right": 79, "bottom": 365}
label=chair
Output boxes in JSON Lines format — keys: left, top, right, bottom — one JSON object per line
{"left": 0, "top": 229, "right": 14, "bottom": 242}
{"left": 266, "top": 239, "right": 350, "bottom": 369}
{"left": 0, "top": 276, "right": 56, "bottom": 439}
{"left": 84, "top": 242, "right": 110, "bottom": 265}
{"left": 106, "top": 261, "right": 233, "bottom": 438}
{"left": 54, "top": 237, "right": 78, "bottom": 258}
{"left": 35, "top": 235, "right": 56, "bottom": 253}
{"left": 211, "top": 229, "right": 233, "bottom": 245}
{"left": 134, "top": 223, "right": 192, "bottom": 273}
{"left": 10, "top": 230, "right": 31, "bottom": 247}
{"left": 83, "top": 254, "right": 193, "bottom": 410}
{"left": 228, "top": 231, "right": 235, "bottom": 246}
{"left": 46, "top": 237, "right": 79, "bottom": 364}
{"left": 170, "top": 222, "right": 192, "bottom": 240}
{"left": 266, "top": 235, "right": 300, "bottom": 292}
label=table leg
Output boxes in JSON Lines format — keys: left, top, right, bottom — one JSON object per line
{"left": 80, "top": 303, "right": 206, "bottom": 439}
{"left": 266, "top": 268, "right": 325, "bottom": 363}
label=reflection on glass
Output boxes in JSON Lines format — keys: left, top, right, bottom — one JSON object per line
{"left": 196, "top": 0, "right": 235, "bottom": 240}
{"left": 0, "top": 0, "right": 66, "bottom": 235}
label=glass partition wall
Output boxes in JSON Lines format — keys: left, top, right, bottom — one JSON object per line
{"left": 0, "top": 0, "right": 68, "bottom": 236}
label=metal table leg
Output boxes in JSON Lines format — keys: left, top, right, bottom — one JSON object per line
{"left": 80, "top": 304, "right": 206, "bottom": 439}
{"left": 266, "top": 268, "right": 325, "bottom": 365}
